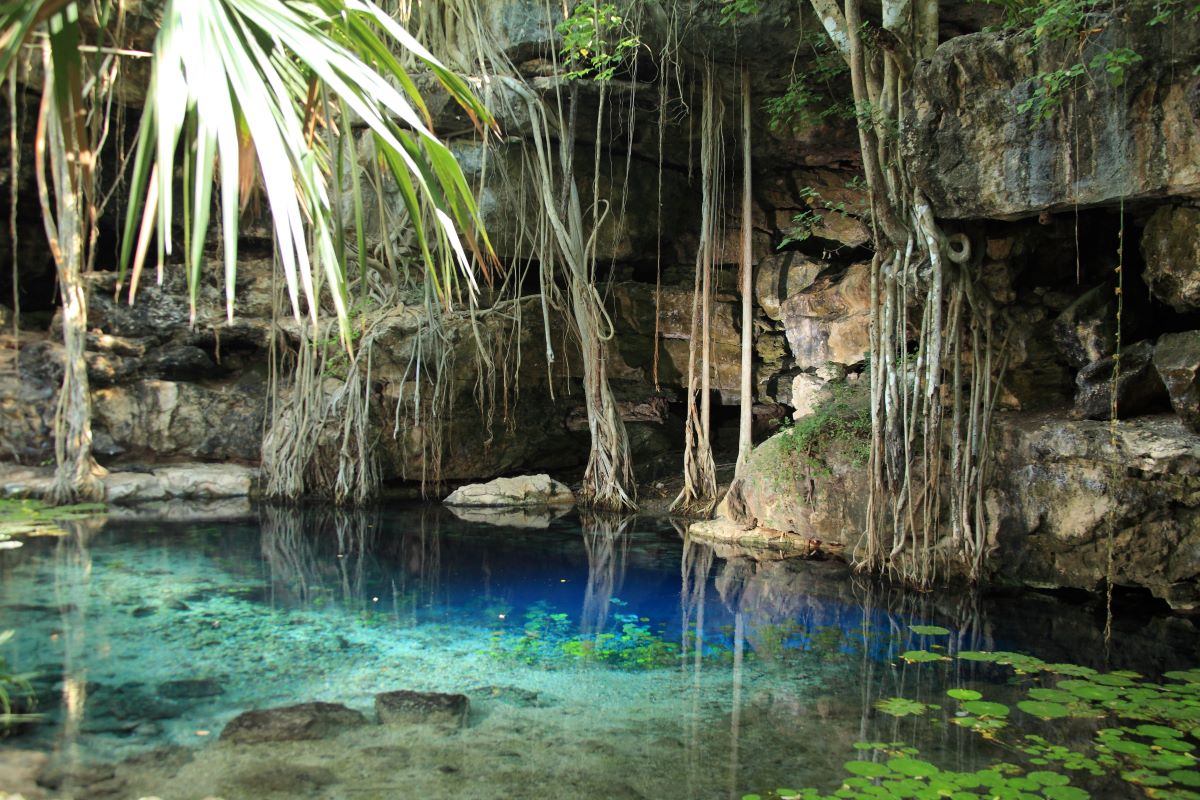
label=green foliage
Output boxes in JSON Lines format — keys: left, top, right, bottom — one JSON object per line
{"left": 763, "top": 34, "right": 852, "bottom": 136}
{"left": 719, "top": 0, "right": 761, "bottom": 26}
{"left": 773, "top": 380, "right": 871, "bottom": 486}
{"left": 875, "top": 697, "right": 933, "bottom": 717}
{"left": 489, "top": 602, "right": 679, "bottom": 670}
{"left": 557, "top": 2, "right": 640, "bottom": 80}
{"left": 974, "top": 0, "right": 1196, "bottom": 125}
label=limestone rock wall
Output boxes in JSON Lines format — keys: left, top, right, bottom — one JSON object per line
{"left": 908, "top": 10, "right": 1200, "bottom": 220}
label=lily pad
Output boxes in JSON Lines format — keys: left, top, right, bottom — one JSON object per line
{"left": 901, "top": 650, "right": 948, "bottom": 664}
{"left": 1018, "top": 700, "right": 1070, "bottom": 719}
{"left": 909, "top": 625, "right": 951, "bottom": 636}
{"left": 887, "top": 758, "right": 939, "bottom": 778}
{"left": 845, "top": 760, "right": 891, "bottom": 778}
{"left": 962, "top": 700, "right": 1010, "bottom": 718}
{"left": 876, "top": 697, "right": 930, "bottom": 717}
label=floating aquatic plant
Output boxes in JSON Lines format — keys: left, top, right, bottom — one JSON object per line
{"left": 743, "top": 648, "right": 1200, "bottom": 800}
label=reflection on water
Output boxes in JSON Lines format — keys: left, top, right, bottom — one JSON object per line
{"left": 0, "top": 504, "right": 1196, "bottom": 799}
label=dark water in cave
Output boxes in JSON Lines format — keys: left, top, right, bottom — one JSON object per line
{"left": 0, "top": 505, "right": 1197, "bottom": 799}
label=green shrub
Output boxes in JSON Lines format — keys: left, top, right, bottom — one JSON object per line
{"left": 774, "top": 380, "right": 871, "bottom": 486}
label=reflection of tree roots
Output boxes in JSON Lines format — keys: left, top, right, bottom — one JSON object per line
{"left": 579, "top": 512, "right": 634, "bottom": 635}
{"left": 259, "top": 505, "right": 382, "bottom": 608}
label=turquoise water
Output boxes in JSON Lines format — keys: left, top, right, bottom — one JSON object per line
{"left": 0, "top": 505, "right": 1197, "bottom": 799}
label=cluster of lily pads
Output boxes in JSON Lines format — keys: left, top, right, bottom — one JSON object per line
{"left": 743, "top": 624, "right": 1200, "bottom": 800}
{"left": 488, "top": 602, "right": 680, "bottom": 670}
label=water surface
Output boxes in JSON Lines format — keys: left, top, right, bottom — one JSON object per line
{"left": 1, "top": 505, "right": 1195, "bottom": 799}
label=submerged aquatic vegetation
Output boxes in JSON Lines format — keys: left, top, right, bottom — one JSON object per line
{"left": 488, "top": 602, "right": 680, "bottom": 670}
{"left": 743, "top": 644, "right": 1200, "bottom": 800}
{"left": 0, "top": 630, "right": 37, "bottom": 731}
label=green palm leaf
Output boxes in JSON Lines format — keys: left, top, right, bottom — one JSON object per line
{"left": 106, "top": 0, "right": 494, "bottom": 346}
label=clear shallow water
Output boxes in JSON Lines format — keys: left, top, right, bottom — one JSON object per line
{"left": 0, "top": 505, "right": 1197, "bottom": 799}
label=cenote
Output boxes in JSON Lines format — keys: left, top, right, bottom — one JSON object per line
{"left": 2, "top": 505, "right": 1198, "bottom": 800}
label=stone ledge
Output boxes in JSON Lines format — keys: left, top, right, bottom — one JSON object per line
{"left": 0, "top": 462, "right": 259, "bottom": 505}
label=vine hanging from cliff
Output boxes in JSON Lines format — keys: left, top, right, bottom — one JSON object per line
{"left": 809, "top": 0, "right": 1009, "bottom": 585}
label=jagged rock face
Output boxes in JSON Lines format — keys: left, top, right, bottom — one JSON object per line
{"left": 781, "top": 261, "right": 872, "bottom": 369}
{"left": 1142, "top": 205, "right": 1200, "bottom": 312}
{"left": 1073, "top": 339, "right": 1170, "bottom": 420}
{"left": 448, "top": 141, "right": 699, "bottom": 264}
{"left": 1155, "top": 331, "right": 1200, "bottom": 433}
{"left": 92, "top": 377, "right": 266, "bottom": 463}
{"left": 988, "top": 414, "right": 1200, "bottom": 610}
{"left": 908, "top": 15, "right": 1200, "bottom": 219}
{"left": 1052, "top": 284, "right": 1117, "bottom": 369}
{"left": 755, "top": 253, "right": 823, "bottom": 322}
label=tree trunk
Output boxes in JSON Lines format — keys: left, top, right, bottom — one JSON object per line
{"left": 37, "top": 63, "right": 103, "bottom": 505}
{"left": 735, "top": 65, "right": 753, "bottom": 478}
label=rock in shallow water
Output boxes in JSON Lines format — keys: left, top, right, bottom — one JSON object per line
{"left": 223, "top": 761, "right": 337, "bottom": 795}
{"left": 375, "top": 689, "right": 469, "bottom": 727}
{"left": 443, "top": 474, "right": 574, "bottom": 508}
{"left": 220, "top": 701, "right": 367, "bottom": 743}
{"left": 158, "top": 678, "right": 225, "bottom": 700}
{"left": 0, "top": 750, "right": 48, "bottom": 799}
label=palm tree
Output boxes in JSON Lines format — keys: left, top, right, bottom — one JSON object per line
{"left": 1, "top": 0, "right": 494, "bottom": 502}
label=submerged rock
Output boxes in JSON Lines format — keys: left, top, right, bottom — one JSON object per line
{"left": 443, "top": 474, "right": 574, "bottom": 508}
{"left": 467, "top": 685, "right": 547, "bottom": 708}
{"left": 1155, "top": 331, "right": 1200, "bottom": 433}
{"left": 0, "top": 750, "right": 48, "bottom": 799}
{"left": 1073, "top": 339, "right": 1170, "bottom": 420}
{"left": 220, "top": 701, "right": 368, "bottom": 743}
{"left": 158, "top": 678, "right": 225, "bottom": 700}
{"left": 375, "top": 689, "right": 469, "bottom": 727}
{"left": 223, "top": 761, "right": 337, "bottom": 796}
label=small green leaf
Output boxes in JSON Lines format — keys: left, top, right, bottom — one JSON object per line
{"left": 901, "top": 650, "right": 949, "bottom": 664}
{"left": 948, "top": 689, "right": 982, "bottom": 701}
{"left": 1027, "top": 771, "right": 1070, "bottom": 786}
{"left": 1169, "top": 769, "right": 1200, "bottom": 787}
{"left": 876, "top": 697, "right": 930, "bottom": 717}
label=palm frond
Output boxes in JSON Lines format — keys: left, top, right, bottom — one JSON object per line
{"left": 109, "top": 0, "right": 496, "bottom": 347}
